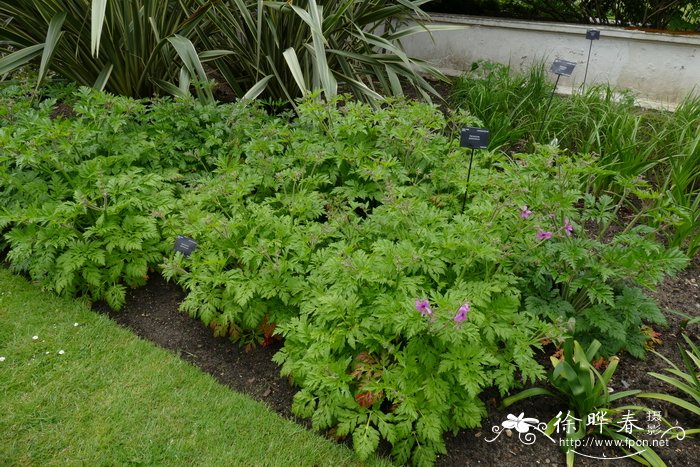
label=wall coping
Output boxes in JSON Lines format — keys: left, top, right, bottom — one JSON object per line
{"left": 426, "top": 13, "right": 700, "bottom": 46}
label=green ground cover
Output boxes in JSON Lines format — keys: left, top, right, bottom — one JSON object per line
{"left": 0, "top": 268, "right": 387, "bottom": 466}
{"left": 0, "top": 83, "right": 690, "bottom": 465}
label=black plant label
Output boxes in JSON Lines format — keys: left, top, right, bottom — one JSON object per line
{"left": 460, "top": 127, "right": 490, "bottom": 149}
{"left": 174, "top": 235, "right": 197, "bottom": 257}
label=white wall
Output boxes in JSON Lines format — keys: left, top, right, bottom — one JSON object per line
{"left": 403, "top": 14, "right": 700, "bottom": 109}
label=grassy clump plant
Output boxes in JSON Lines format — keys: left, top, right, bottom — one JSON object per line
{"left": 0, "top": 1, "right": 213, "bottom": 97}
{"left": 451, "top": 61, "right": 700, "bottom": 256}
{"left": 502, "top": 338, "right": 665, "bottom": 467}
{"left": 0, "top": 0, "right": 449, "bottom": 104}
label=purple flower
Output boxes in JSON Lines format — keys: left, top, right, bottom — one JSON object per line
{"left": 415, "top": 299, "right": 432, "bottom": 317}
{"left": 564, "top": 219, "right": 573, "bottom": 236}
{"left": 520, "top": 206, "right": 532, "bottom": 219}
{"left": 453, "top": 303, "right": 470, "bottom": 323}
{"left": 536, "top": 230, "right": 553, "bottom": 241}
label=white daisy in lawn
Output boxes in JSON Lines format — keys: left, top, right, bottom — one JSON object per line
{"left": 0, "top": 356, "right": 6, "bottom": 362}
{"left": 74, "top": 323, "right": 79, "bottom": 327}
{"left": 32, "top": 335, "right": 38, "bottom": 340}
{"left": 58, "top": 350, "right": 65, "bottom": 355}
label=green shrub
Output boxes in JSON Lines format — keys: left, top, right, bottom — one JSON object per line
{"left": 0, "top": 87, "right": 259, "bottom": 308}
{"left": 428, "top": 0, "right": 700, "bottom": 30}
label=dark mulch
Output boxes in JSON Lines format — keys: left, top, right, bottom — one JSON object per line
{"left": 93, "top": 255, "right": 699, "bottom": 466}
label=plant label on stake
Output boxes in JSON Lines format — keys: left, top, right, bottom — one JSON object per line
{"left": 586, "top": 29, "right": 601, "bottom": 40}
{"left": 549, "top": 58, "right": 577, "bottom": 77}
{"left": 460, "top": 127, "right": 489, "bottom": 149}
{"left": 583, "top": 29, "right": 601, "bottom": 87}
{"left": 460, "top": 127, "right": 489, "bottom": 213}
{"left": 174, "top": 235, "right": 197, "bottom": 257}
{"left": 539, "top": 59, "right": 577, "bottom": 138}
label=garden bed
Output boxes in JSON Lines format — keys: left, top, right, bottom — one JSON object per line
{"left": 2, "top": 76, "right": 698, "bottom": 465}
{"left": 94, "top": 258, "right": 698, "bottom": 466}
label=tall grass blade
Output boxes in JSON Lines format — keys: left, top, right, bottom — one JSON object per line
{"left": 291, "top": 0, "right": 337, "bottom": 97}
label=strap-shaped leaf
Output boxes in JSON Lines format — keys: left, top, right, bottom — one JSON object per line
{"left": 93, "top": 63, "right": 113, "bottom": 91}
{"left": 290, "top": 0, "right": 336, "bottom": 97}
{"left": 91, "top": 0, "right": 108, "bottom": 58}
{"left": 178, "top": 67, "right": 191, "bottom": 94}
{"left": 0, "top": 44, "right": 44, "bottom": 75}
{"left": 282, "top": 47, "right": 309, "bottom": 97}
{"left": 501, "top": 387, "right": 556, "bottom": 408}
{"left": 198, "top": 50, "right": 235, "bottom": 63}
{"left": 37, "top": 12, "right": 66, "bottom": 87}
{"left": 242, "top": 74, "right": 273, "bottom": 101}
{"left": 155, "top": 78, "right": 188, "bottom": 99}
{"left": 168, "top": 35, "right": 208, "bottom": 83}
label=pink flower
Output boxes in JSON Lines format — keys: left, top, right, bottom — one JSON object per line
{"left": 564, "top": 219, "right": 573, "bottom": 236}
{"left": 520, "top": 206, "right": 532, "bottom": 219}
{"left": 453, "top": 303, "right": 470, "bottom": 323}
{"left": 536, "top": 230, "right": 553, "bottom": 241}
{"left": 415, "top": 299, "right": 432, "bottom": 317}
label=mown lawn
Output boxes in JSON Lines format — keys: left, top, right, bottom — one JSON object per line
{"left": 0, "top": 268, "right": 388, "bottom": 466}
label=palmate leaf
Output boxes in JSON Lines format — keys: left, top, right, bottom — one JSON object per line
{"left": 105, "top": 283, "right": 126, "bottom": 310}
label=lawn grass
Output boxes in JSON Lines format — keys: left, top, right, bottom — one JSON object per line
{"left": 0, "top": 268, "right": 389, "bottom": 466}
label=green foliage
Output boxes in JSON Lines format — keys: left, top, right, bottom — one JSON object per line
{"left": 640, "top": 334, "right": 700, "bottom": 425}
{"left": 462, "top": 143, "right": 687, "bottom": 357}
{"left": 160, "top": 96, "right": 683, "bottom": 463}
{"left": 1, "top": 84, "right": 688, "bottom": 464}
{"left": 197, "top": 0, "right": 450, "bottom": 103}
{"left": 0, "top": 87, "right": 255, "bottom": 308}
{"left": 452, "top": 62, "right": 700, "bottom": 257}
{"left": 429, "top": 0, "right": 700, "bottom": 30}
{"left": 508, "top": 339, "right": 638, "bottom": 417}
{"left": 0, "top": 90, "right": 179, "bottom": 308}
{"left": 502, "top": 338, "right": 663, "bottom": 467}
{"left": 451, "top": 61, "right": 551, "bottom": 149}
{"left": 0, "top": 1, "right": 213, "bottom": 97}
{"left": 0, "top": 0, "right": 451, "bottom": 105}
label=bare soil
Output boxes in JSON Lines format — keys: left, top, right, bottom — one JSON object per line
{"left": 93, "top": 255, "right": 699, "bottom": 466}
